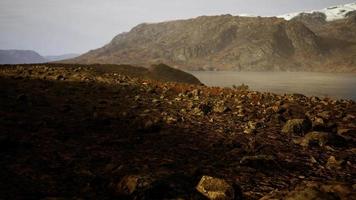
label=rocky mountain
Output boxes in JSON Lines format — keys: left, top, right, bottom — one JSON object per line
{"left": 67, "top": 5, "right": 356, "bottom": 72}
{"left": 45, "top": 53, "right": 80, "bottom": 62}
{"left": 0, "top": 50, "right": 48, "bottom": 64}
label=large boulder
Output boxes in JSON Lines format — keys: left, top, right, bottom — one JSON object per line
{"left": 282, "top": 119, "right": 312, "bottom": 136}
{"left": 293, "top": 131, "right": 332, "bottom": 147}
{"left": 115, "top": 175, "right": 155, "bottom": 196}
{"left": 196, "top": 176, "right": 235, "bottom": 200}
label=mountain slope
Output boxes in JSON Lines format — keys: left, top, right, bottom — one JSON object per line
{"left": 67, "top": 7, "right": 356, "bottom": 72}
{"left": 0, "top": 50, "right": 48, "bottom": 64}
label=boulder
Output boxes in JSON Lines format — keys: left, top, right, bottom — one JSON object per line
{"left": 196, "top": 176, "right": 235, "bottom": 200}
{"left": 326, "top": 156, "right": 344, "bottom": 169}
{"left": 260, "top": 181, "right": 356, "bottom": 200}
{"left": 115, "top": 175, "right": 154, "bottom": 196}
{"left": 213, "top": 101, "right": 230, "bottom": 113}
{"left": 282, "top": 119, "right": 312, "bottom": 136}
{"left": 293, "top": 131, "right": 331, "bottom": 147}
{"left": 240, "top": 155, "right": 277, "bottom": 168}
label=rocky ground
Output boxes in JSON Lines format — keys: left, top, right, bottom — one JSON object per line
{"left": 0, "top": 65, "right": 355, "bottom": 200}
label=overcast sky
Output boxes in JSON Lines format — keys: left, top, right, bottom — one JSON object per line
{"left": 0, "top": 0, "right": 354, "bottom": 55}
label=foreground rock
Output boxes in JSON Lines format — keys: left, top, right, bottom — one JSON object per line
{"left": 260, "top": 181, "right": 356, "bottom": 200}
{"left": 115, "top": 175, "right": 155, "bottom": 196}
{"left": 282, "top": 119, "right": 312, "bottom": 136}
{"left": 293, "top": 131, "right": 333, "bottom": 147}
{"left": 196, "top": 176, "right": 235, "bottom": 200}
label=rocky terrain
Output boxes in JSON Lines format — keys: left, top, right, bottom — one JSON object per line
{"left": 0, "top": 64, "right": 355, "bottom": 199}
{"left": 66, "top": 7, "right": 356, "bottom": 72}
{"left": 0, "top": 63, "right": 201, "bottom": 85}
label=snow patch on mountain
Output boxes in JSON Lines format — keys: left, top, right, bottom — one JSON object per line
{"left": 279, "top": 2, "right": 356, "bottom": 21}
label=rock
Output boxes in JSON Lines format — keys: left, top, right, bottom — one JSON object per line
{"left": 213, "top": 101, "right": 230, "bottom": 113}
{"left": 282, "top": 119, "right": 312, "bottom": 136}
{"left": 243, "top": 128, "right": 255, "bottom": 135}
{"left": 199, "top": 102, "right": 212, "bottom": 115}
{"left": 312, "top": 117, "right": 325, "bottom": 129}
{"left": 337, "top": 128, "right": 356, "bottom": 142}
{"left": 318, "top": 111, "right": 331, "bottom": 120}
{"left": 342, "top": 114, "right": 355, "bottom": 122}
{"left": 56, "top": 75, "right": 65, "bottom": 81}
{"left": 285, "top": 186, "right": 339, "bottom": 200}
{"left": 243, "top": 121, "right": 258, "bottom": 134}
{"left": 294, "top": 131, "right": 332, "bottom": 147}
{"left": 240, "top": 155, "right": 276, "bottom": 167}
{"left": 190, "top": 89, "right": 201, "bottom": 98}
{"left": 311, "top": 96, "right": 320, "bottom": 103}
{"left": 261, "top": 182, "right": 355, "bottom": 200}
{"left": 279, "top": 103, "right": 306, "bottom": 118}
{"left": 196, "top": 176, "right": 235, "bottom": 200}
{"left": 115, "top": 175, "right": 154, "bottom": 196}
{"left": 165, "top": 116, "right": 178, "bottom": 124}
{"left": 326, "top": 156, "right": 343, "bottom": 169}
{"left": 192, "top": 107, "right": 204, "bottom": 116}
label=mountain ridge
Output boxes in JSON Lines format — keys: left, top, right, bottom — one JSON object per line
{"left": 66, "top": 4, "right": 356, "bottom": 72}
{"left": 0, "top": 49, "right": 48, "bottom": 64}
{"left": 0, "top": 50, "right": 81, "bottom": 64}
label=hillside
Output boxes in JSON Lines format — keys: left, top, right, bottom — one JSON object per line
{"left": 67, "top": 8, "right": 356, "bottom": 72}
{"left": 0, "top": 50, "right": 48, "bottom": 64}
{"left": 0, "top": 63, "right": 201, "bottom": 85}
{"left": 0, "top": 65, "right": 355, "bottom": 199}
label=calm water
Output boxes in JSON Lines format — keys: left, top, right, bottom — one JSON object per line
{"left": 189, "top": 71, "right": 356, "bottom": 100}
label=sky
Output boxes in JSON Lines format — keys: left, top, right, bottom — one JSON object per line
{"left": 0, "top": 0, "right": 355, "bottom": 55}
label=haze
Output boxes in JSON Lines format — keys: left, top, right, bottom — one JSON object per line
{"left": 0, "top": 0, "right": 354, "bottom": 55}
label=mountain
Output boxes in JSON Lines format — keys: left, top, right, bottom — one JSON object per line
{"left": 45, "top": 53, "right": 80, "bottom": 62}
{"left": 67, "top": 4, "right": 356, "bottom": 72}
{"left": 0, "top": 50, "right": 48, "bottom": 64}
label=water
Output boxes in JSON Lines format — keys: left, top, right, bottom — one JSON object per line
{"left": 189, "top": 71, "right": 356, "bottom": 100}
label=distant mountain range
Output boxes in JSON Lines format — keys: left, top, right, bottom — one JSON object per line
{"left": 0, "top": 50, "right": 47, "bottom": 64}
{"left": 67, "top": 3, "right": 356, "bottom": 72}
{"left": 0, "top": 50, "right": 79, "bottom": 64}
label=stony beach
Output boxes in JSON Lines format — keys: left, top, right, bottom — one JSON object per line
{"left": 0, "top": 65, "right": 355, "bottom": 200}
